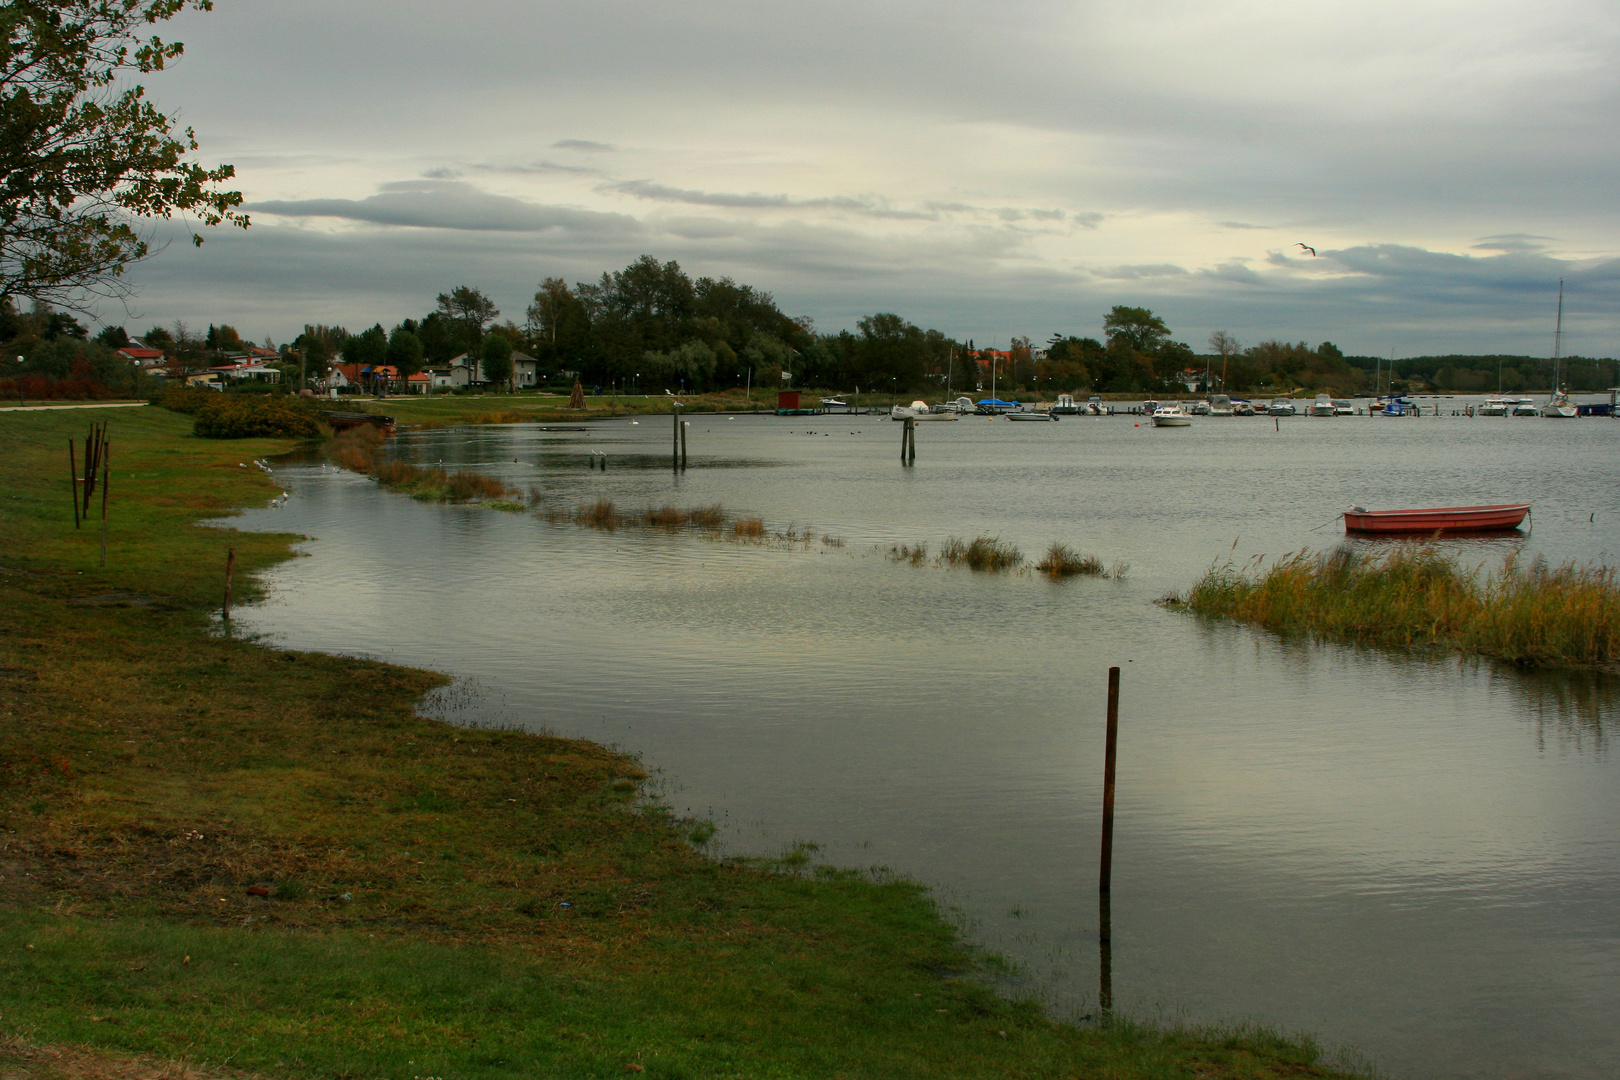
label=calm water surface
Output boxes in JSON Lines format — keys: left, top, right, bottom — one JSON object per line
{"left": 234, "top": 411, "right": 1620, "bottom": 1080}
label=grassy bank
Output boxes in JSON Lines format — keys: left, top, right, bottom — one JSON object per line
{"left": 1171, "top": 544, "right": 1620, "bottom": 669}
{"left": 1, "top": 407, "right": 1357, "bottom": 1078}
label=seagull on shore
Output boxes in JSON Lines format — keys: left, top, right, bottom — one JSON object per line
{"left": 1296, "top": 243, "right": 1316, "bottom": 256}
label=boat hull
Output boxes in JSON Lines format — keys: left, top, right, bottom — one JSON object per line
{"left": 1006, "top": 412, "right": 1054, "bottom": 421}
{"left": 1343, "top": 504, "right": 1530, "bottom": 534}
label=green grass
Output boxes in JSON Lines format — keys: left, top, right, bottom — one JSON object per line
{"left": 1172, "top": 544, "right": 1620, "bottom": 669}
{"left": 0, "top": 405, "right": 1360, "bottom": 1079}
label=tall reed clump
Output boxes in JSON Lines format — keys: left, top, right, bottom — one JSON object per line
{"left": 938, "top": 535, "right": 1023, "bottom": 572}
{"left": 732, "top": 516, "right": 767, "bottom": 538}
{"left": 888, "top": 542, "right": 929, "bottom": 566}
{"left": 1036, "top": 542, "right": 1105, "bottom": 578}
{"left": 1177, "top": 544, "right": 1620, "bottom": 669}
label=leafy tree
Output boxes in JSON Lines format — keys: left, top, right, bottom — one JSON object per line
{"left": 526, "top": 276, "right": 590, "bottom": 364}
{"left": 436, "top": 286, "right": 499, "bottom": 357}
{"left": 340, "top": 324, "right": 388, "bottom": 369}
{"left": 204, "top": 323, "right": 243, "bottom": 352}
{"left": 0, "top": 1, "right": 246, "bottom": 309}
{"left": 855, "top": 312, "right": 928, "bottom": 390}
{"left": 480, "top": 333, "right": 513, "bottom": 391}
{"left": 93, "top": 324, "right": 129, "bottom": 348}
{"left": 386, "top": 327, "right": 424, "bottom": 378}
{"left": 141, "top": 325, "right": 173, "bottom": 353}
{"left": 1102, "top": 306, "right": 1171, "bottom": 354}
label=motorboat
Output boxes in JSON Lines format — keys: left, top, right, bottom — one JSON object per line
{"left": 1208, "top": 394, "right": 1234, "bottom": 417}
{"left": 1511, "top": 398, "right": 1540, "bottom": 417}
{"left": 1086, "top": 395, "right": 1105, "bottom": 415}
{"left": 1151, "top": 404, "right": 1192, "bottom": 427}
{"left": 975, "top": 397, "right": 1020, "bottom": 415}
{"left": 1332, "top": 399, "right": 1355, "bottom": 416}
{"left": 1307, "top": 393, "right": 1336, "bottom": 417}
{"left": 1142, "top": 399, "right": 1160, "bottom": 416}
{"left": 1189, "top": 399, "right": 1213, "bottom": 416}
{"left": 1266, "top": 399, "right": 1297, "bottom": 416}
{"left": 1232, "top": 399, "right": 1256, "bottom": 416}
{"left": 1343, "top": 503, "right": 1530, "bottom": 534}
{"left": 1479, "top": 397, "right": 1509, "bottom": 417}
{"left": 1007, "top": 409, "right": 1056, "bottom": 421}
{"left": 911, "top": 399, "right": 959, "bottom": 421}
{"left": 1052, "top": 393, "right": 1081, "bottom": 415}
{"left": 820, "top": 397, "right": 848, "bottom": 408}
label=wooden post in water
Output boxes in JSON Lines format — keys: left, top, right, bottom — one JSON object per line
{"left": 672, "top": 409, "right": 680, "bottom": 469}
{"left": 1100, "top": 665, "right": 1120, "bottom": 893}
{"left": 99, "top": 442, "right": 110, "bottom": 568}
{"left": 69, "top": 438, "right": 80, "bottom": 529}
{"left": 1098, "top": 888, "right": 1113, "bottom": 1014}
{"left": 908, "top": 417, "right": 915, "bottom": 462}
{"left": 223, "top": 546, "right": 236, "bottom": 621}
{"left": 680, "top": 419, "right": 688, "bottom": 469}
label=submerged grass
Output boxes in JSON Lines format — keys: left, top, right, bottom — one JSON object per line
{"left": 0, "top": 408, "right": 1363, "bottom": 1079}
{"left": 331, "top": 426, "right": 519, "bottom": 505}
{"left": 1173, "top": 544, "right": 1620, "bottom": 670}
{"left": 1037, "top": 542, "right": 1106, "bottom": 578}
{"left": 939, "top": 534, "right": 1024, "bottom": 572}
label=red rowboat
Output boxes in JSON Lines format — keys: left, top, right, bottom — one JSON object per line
{"left": 1343, "top": 503, "right": 1530, "bottom": 534}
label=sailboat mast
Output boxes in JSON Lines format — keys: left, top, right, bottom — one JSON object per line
{"left": 1552, "top": 279, "right": 1564, "bottom": 395}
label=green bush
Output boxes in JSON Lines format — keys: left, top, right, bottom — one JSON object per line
{"left": 152, "top": 384, "right": 220, "bottom": 414}
{"left": 192, "top": 395, "right": 324, "bottom": 439}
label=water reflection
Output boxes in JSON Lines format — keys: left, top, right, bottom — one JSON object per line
{"left": 236, "top": 414, "right": 1620, "bottom": 1080}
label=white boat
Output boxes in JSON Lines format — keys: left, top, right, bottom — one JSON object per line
{"left": 1542, "top": 281, "right": 1578, "bottom": 417}
{"left": 1142, "top": 398, "right": 1160, "bottom": 416}
{"left": 1007, "top": 407, "right": 1056, "bottom": 421}
{"left": 1151, "top": 404, "right": 1192, "bottom": 427}
{"left": 1307, "top": 394, "right": 1336, "bottom": 417}
{"left": 820, "top": 397, "right": 848, "bottom": 408}
{"left": 1511, "top": 398, "right": 1540, "bottom": 416}
{"left": 1479, "top": 397, "right": 1509, "bottom": 417}
{"left": 1542, "top": 390, "right": 1577, "bottom": 419}
{"left": 1052, "top": 393, "right": 1081, "bottom": 415}
{"left": 890, "top": 403, "right": 919, "bottom": 420}
{"left": 1086, "top": 395, "right": 1105, "bottom": 415}
{"left": 913, "top": 399, "right": 959, "bottom": 421}
{"left": 1208, "top": 394, "right": 1234, "bottom": 417}
{"left": 1189, "top": 400, "right": 1213, "bottom": 416}
{"left": 1232, "top": 399, "right": 1256, "bottom": 416}
{"left": 1333, "top": 399, "right": 1354, "bottom": 416}
{"left": 1266, "top": 399, "right": 1297, "bottom": 416}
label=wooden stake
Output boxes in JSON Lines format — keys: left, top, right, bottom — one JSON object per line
{"left": 100, "top": 442, "right": 110, "bottom": 568}
{"left": 1100, "top": 665, "right": 1120, "bottom": 893}
{"left": 223, "top": 546, "right": 236, "bottom": 620}
{"left": 680, "top": 418, "right": 688, "bottom": 469}
{"left": 1098, "top": 888, "right": 1113, "bottom": 1014}
{"left": 69, "top": 438, "right": 80, "bottom": 529}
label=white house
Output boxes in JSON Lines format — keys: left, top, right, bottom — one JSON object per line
{"left": 447, "top": 352, "right": 540, "bottom": 389}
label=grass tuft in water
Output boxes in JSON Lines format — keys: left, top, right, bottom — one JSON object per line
{"left": 1036, "top": 543, "right": 1105, "bottom": 578}
{"left": 732, "top": 516, "right": 767, "bottom": 538}
{"left": 889, "top": 542, "right": 930, "bottom": 566}
{"left": 330, "top": 427, "right": 519, "bottom": 505}
{"left": 575, "top": 499, "right": 624, "bottom": 530}
{"left": 938, "top": 535, "right": 1024, "bottom": 572}
{"left": 1172, "top": 544, "right": 1620, "bottom": 669}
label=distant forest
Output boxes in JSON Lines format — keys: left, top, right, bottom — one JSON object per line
{"left": 3, "top": 254, "right": 1615, "bottom": 398}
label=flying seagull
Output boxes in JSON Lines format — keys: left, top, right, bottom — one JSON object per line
{"left": 1296, "top": 243, "right": 1316, "bottom": 256}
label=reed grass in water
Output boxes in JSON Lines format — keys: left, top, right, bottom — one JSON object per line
{"left": 1176, "top": 545, "right": 1620, "bottom": 669}
{"left": 1036, "top": 542, "right": 1105, "bottom": 578}
{"left": 938, "top": 535, "right": 1023, "bottom": 571}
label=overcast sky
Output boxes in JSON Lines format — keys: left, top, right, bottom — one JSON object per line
{"left": 109, "top": 0, "right": 1620, "bottom": 357}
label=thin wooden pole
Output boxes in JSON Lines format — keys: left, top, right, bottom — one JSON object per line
{"left": 1100, "top": 665, "right": 1120, "bottom": 893}
{"left": 908, "top": 417, "right": 916, "bottom": 462}
{"left": 69, "top": 438, "right": 80, "bottom": 529}
{"left": 1098, "top": 888, "right": 1113, "bottom": 1014}
{"left": 673, "top": 409, "right": 679, "bottom": 469}
{"left": 680, "top": 418, "right": 688, "bottom": 469}
{"left": 100, "top": 442, "right": 110, "bottom": 568}
{"left": 223, "top": 546, "right": 236, "bottom": 621}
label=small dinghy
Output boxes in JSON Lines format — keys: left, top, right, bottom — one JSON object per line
{"left": 1342, "top": 504, "right": 1530, "bottom": 534}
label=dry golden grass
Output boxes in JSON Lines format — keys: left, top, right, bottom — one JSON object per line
{"left": 1177, "top": 544, "right": 1620, "bottom": 669}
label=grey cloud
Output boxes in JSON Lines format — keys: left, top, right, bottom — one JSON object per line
{"left": 552, "top": 139, "right": 617, "bottom": 152}
{"left": 473, "top": 160, "right": 604, "bottom": 176}
{"left": 246, "top": 181, "right": 640, "bottom": 236}
{"left": 603, "top": 179, "right": 937, "bottom": 220}
{"left": 1095, "top": 264, "right": 1189, "bottom": 280}
{"left": 1472, "top": 234, "right": 1554, "bottom": 253}
{"left": 1219, "top": 221, "right": 1271, "bottom": 230}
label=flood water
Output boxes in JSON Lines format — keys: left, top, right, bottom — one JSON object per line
{"left": 232, "top": 409, "right": 1620, "bottom": 1080}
